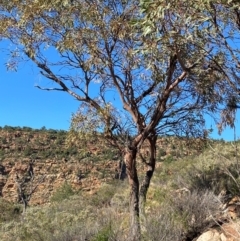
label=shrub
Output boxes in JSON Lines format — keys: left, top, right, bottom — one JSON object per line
{"left": 177, "top": 162, "right": 240, "bottom": 197}
{"left": 0, "top": 198, "right": 22, "bottom": 223}
{"left": 89, "top": 184, "right": 116, "bottom": 207}
{"left": 171, "top": 190, "right": 220, "bottom": 240}
{"left": 157, "top": 148, "right": 167, "bottom": 161}
{"left": 24, "top": 147, "right": 33, "bottom": 157}
{"left": 145, "top": 190, "right": 220, "bottom": 241}
{"left": 144, "top": 203, "right": 183, "bottom": 241}
{"left": 92, "top": 224, "right": 113, "bottom": 241}
{"left": 164, "top": 154, "right": 175, "bottom": 163}
{"left": 51, "top": 182, "right": 75, "bottom": 202}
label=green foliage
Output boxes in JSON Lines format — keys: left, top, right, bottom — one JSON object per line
{"left": 40, "top": 126, "right": 47, "bottom": 131}
{"left": 23, "top": 146, "right": 34, "bottom": 157}
{"left": 1, "top": 140, "right": 240, "bottom": 240}
{"left": 0, "top": 198, "right": 22, "bottom": 223}
{"left": 157, "top": 148, "right": 166, "bottom": 161}
{"left": 92, "top": 224, "right": 113, "bottom": 241}
{"left": 164, "top": 155, "right": 176, "bottom": 164}
{"left": 151, "top": 188, "right": 169, "bottom": 204}
{"left": 51, "top": 182, "right": 75, "bottom": 202}
{"left": 101, "top": 149, "right": 119, "bottom": 161}
{"left": 0, "top": 126, "right": 81, "bottom": 160}
{"left": 1, "top": 0, "right": 238, "bottom": 141}
{"left": 89, "top": 184, "right": 116, "bottom": 207}
{"left": 182, "top": 162, "right": 240, "bottom": 197}
{"left": 0, "top": 150, "right": 4, "bottom": 159}
{"left": 3, "top": 125, "right": 16, "bottom": 131}
{"left": 22, "top": 126, "right": 33, "bottom": 132}
{"left": 1, "top": 137, "right": 7, "bottom": 144}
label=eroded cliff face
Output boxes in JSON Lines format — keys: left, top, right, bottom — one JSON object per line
{"left": 0, "top": 126, "right": 204, "bottom": 206}
{"left": 0, "top": 157, "right": 119, "bottom": 205}
{"left": 0, "top": 127, "right": 120, "bottom": 206}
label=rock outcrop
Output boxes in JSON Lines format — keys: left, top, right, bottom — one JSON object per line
{"left": 0, "top": 157, "right": 119, "bottom": 205}
{"left": 195, "top": 196, "right": 240, "bottom": 241}
{"left": 0, "top": 128, "right": 122, "bottom": 205}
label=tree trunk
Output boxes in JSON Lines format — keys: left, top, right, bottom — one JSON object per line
{"left": 119, "top": 158, "right": 127, "bottom": 180}
{"left": 139, "top": 135, "right": 157, "bottom": 229}
{"left": 125, "top": 146, "right": 141, "bottom": 241}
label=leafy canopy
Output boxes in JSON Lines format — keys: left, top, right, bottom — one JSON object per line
{"left": 0, "top": 0, "right": 239, "bottom": 146}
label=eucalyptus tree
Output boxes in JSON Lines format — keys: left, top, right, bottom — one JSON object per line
{"left": 0, "top": 0, "right": 240, "bottom": 239}
{"left": 139, "top": 0, "right": 240, "bottom": 117}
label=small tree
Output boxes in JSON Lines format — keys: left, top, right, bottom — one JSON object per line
{"left": 0, "top": 0, "right": 240, "bottom": 239}
{"left": 15, "top": 160, "right": 45, "bottom": 213}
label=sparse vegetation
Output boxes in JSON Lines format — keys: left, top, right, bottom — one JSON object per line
{"left": 1, "top": 127, "right": 240, "bottom": 240}
{"left": 0, "top": 199, "right": 22, "bottom": 223}
{"left": 1, "top": 0, "right": 239, "bottom": 237}
{"left": 51, "top": 182, "right": 75, "bottom": 203}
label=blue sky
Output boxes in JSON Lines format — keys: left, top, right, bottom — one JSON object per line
{"left": 0, "top": 43, "right": 239, "bottom": 141}
{"left": 0, "top": 51, "right": 79, "bottom": 130}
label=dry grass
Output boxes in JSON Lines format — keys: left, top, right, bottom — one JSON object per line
{"left": 1, "top": 139, "right": 240, "bottom": 240}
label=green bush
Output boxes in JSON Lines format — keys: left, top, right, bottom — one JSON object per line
{"left": 164, "top": 155, "right": 175, "bottom": 163}
{"left": 89, "top": 184, "right": 116, "bottom": 207}
{"left": 0, "top": 198, "right": 22, "bottom": 223}
{"left": 24, "top": 147, "right": 33, "bottom": 157}
{"left": 157, "top": 148, "right": 167, "bottom": 161}
{"left": 51, "top": 182, "right": 75, "bottom": 202}
{"left": 92, "top": 224, "right": 113, "bottom": 241}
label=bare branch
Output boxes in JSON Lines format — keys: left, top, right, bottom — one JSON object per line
{"left": 35, "top": 85, "right": 65, "bottom": 92}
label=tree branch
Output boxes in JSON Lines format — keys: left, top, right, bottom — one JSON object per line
{"left": 35, "top": 85, "right": 65, "bottom": 91}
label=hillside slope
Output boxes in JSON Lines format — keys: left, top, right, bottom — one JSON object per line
{"left": 0, "top": 126, "right": 204, "bottom": 206}
{"left": 0, "top": 126, "right": 120, "bottom": 205}
{"left": 2, "top": 126, "right": 239, "bottom": 240}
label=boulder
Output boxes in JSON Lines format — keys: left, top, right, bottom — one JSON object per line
{"left": 195, "top": 229, "right": 221, "bottom": 241}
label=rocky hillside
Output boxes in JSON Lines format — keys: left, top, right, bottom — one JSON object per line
{"left": 0, "top": 125, "right": 205, "bottom": 206}
{"left": 1, "top": 126, "right": 240, "bottom": 240}
{"left": 0, "top": 126, "right": 120, "bottom": 205}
